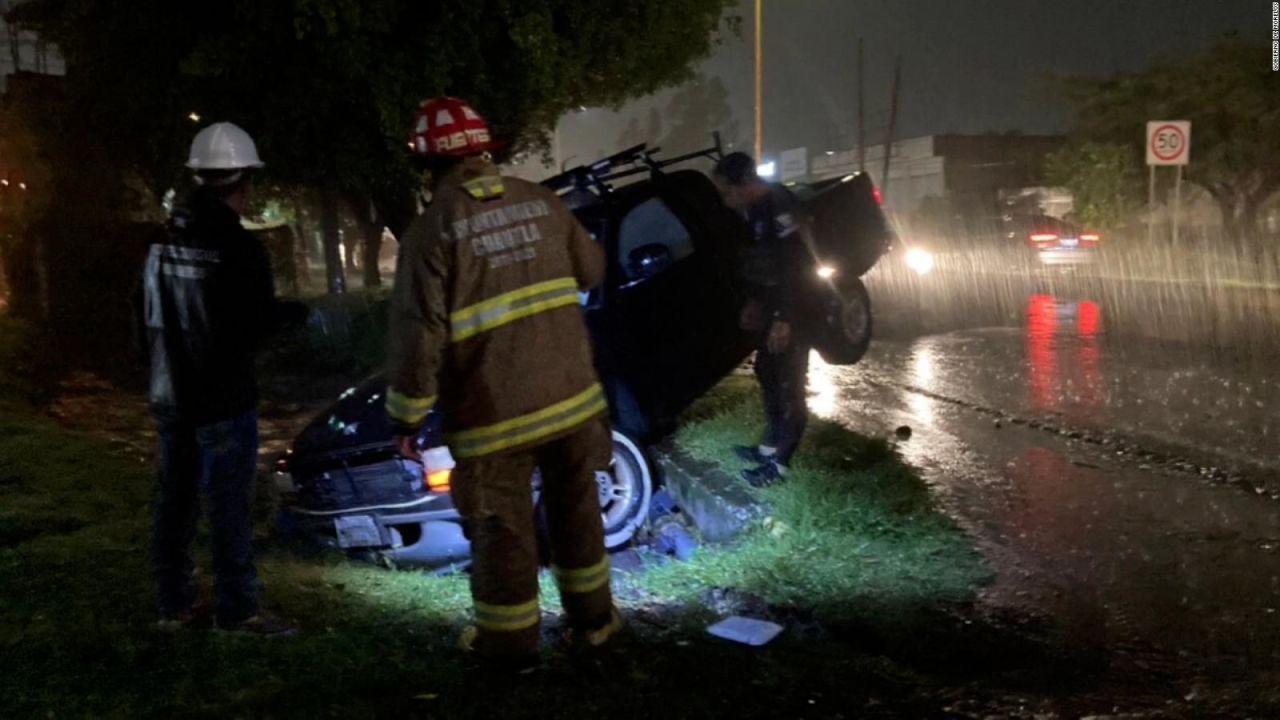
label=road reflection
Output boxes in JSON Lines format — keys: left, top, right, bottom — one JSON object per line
{"left": 1024, "top": 294, "right": 1104, "bottom": 420}
{"left": 807, "top": 350, "right": 839, "bottom": 419}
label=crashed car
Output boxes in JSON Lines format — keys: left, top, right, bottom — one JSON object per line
{"left": 276, "top": 138, "right": 891, "bottom": 567}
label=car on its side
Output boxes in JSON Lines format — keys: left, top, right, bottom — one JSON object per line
{"left": 276, "top": 139, "right": 892, "bottom": 568}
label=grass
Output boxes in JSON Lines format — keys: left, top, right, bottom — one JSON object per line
{"left": 633, "top": 377, "right": 991, "bottom": 628}
{"left": 0, "top": 320, "right": 994, "bottom": 718}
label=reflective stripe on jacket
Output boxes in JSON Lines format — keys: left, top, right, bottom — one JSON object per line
{"left": 386, "top": 156, "right": 606, "bottom": 457}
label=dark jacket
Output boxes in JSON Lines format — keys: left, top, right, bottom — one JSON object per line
{"left": 142, "top": 189, "right": 277, "bottom": 424}
{"left": 741, "top": 184, "right": 810, "bottom": 322}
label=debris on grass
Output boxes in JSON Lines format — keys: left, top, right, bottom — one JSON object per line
{"left": 707, "top": 617, "right": 784, "bottom": 647}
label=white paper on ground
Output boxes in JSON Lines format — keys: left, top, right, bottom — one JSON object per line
{"left": 706, "top": 616, "right": 784, "bottom": 646}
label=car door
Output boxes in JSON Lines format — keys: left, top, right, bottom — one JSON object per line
{"left": 587, "top": 171, "right": 750, "bottom": 439}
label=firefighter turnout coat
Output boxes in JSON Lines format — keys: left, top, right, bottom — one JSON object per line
{"left": 386, "top": 156, "right": 607, "bottom": 455}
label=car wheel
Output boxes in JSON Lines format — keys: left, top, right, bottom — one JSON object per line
{"left": 598, "top": 430, "right": 652, "bottom": 550}
{"left": 814, "top": 276, "right": 873, "bottom": 365}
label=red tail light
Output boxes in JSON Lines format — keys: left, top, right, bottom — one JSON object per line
{"left": 425, "top": 469, "right": 452, "bottom": 494}
{"left": 872, "top": 187, "right": 883, "bottom": 206}
{"left": 1080, "top": 233, "right": 1101, "bottom": 247}
{"left": 1028, "top": 233, "right": 1058, "bottom": 248}
{"left": 420, "top": 446, "right": 455, "bottom": 493}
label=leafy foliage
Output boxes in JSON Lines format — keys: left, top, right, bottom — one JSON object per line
{"left": 1056, "top": 35, "right": 1280, "bottom": 241}
{"left": 8, "top": 0, "right": 736, "bottom": 211}
{"left": 1044, "top": 142, "right": 1140, "bottom": 231}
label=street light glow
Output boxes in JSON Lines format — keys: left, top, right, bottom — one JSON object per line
{"left": 756, "top": 161, "right": 776, "bottom": 178}
{"left": 188, "top": 111, "right": 201, "bottom": 123}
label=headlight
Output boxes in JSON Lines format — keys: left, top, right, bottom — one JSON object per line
{"left": 816, "top": 265, "right": 837, "bottom": 280}
{"left": 904, "top": 248, "right": 935, "bottom": 276}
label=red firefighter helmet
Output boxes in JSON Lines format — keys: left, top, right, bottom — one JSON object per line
{"left": 410, "top": 97, "right": 502, "bottom": 158}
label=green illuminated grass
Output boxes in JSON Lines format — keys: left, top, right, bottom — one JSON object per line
{"left": 633, "top": 377, "right": 990, "bottom": 624}
{"left": 0, "top": 324, "right": 989, "bottom": 717}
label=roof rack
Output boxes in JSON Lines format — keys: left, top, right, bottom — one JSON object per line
{"left": 543, "top": 132, "right": 727, "bottom": 199}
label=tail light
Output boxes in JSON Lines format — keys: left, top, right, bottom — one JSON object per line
{"left": 1028, "top": 233, "right": 1058, "bottom": 248}
{"left": 421, "top": 446, "right": 456, "bottom": 493}
{"left": 1080, "top": 233, "right": 1101, "bottom": 247}
{"left": 426, "top": 469, "right": 452, "bottom": 493}
{"left": 872, "top": 187, "right": 884, "bottom": 206}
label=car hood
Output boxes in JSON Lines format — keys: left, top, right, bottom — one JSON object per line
{"left": 291, "top": 375, "right": 402, "bottom": 470}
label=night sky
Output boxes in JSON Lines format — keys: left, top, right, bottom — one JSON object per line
{"left": 549, "top": 0, "right": 1262, "bottom": 174}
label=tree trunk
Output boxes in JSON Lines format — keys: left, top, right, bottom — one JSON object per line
{"left": 361, "top": 224, "right": 383, "bottom": 289}
{"left": 319, "top": 189, "right": 346, "bottom": 295}
{"left": 0, "top": 234, "right": 41, "bottom": 318}
{"left": 343, "top": 229, "right": 359, "bottom": 274}
{"left": 1211, "top": 194, "right": 1244, "bottom": 246}
{"left": 290, "top": 222, "right": 310, "bottom": 292}
{"left": 355, "top": 198, "right": 382, "bottom": 289}
{"left": 1241, "top": 198, "right": 1263, "bottom": 246}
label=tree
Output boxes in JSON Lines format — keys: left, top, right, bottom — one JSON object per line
{"left": 6, "top": 0, "right": 736, "bottom": 296}
{"left": 1044, "top": 142, "right": 1141, "bottom": 231}
{"left": 1057, "top": 35, "right": 1280, "bottom": 244}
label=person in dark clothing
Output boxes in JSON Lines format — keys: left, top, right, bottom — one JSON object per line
{"left": 713, "top": 152, "right": 812, "bottom": 487}
{"left": 143, "top": 122, "right": 298, "bottom": 637}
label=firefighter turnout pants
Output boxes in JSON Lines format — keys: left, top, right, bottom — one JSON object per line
{"left": 451, "top": 417, "right": 615, "bottom": 660}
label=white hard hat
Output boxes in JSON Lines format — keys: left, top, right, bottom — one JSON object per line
{"left": 186, "top": 122, "right": 265, "bottom": 171}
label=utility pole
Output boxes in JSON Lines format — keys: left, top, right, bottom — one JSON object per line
{"left": 881, "top": 55, "right": 902, "bottom": 196}
{"left": 857, "top": 37, "right": 866, "bottom": 172}
{"left": 754, "top": 0, "right": 763, "bottom": 162}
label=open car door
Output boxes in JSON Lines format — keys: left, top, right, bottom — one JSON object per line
{"left": 587, "top": 170, "right": 753, "bottom": 440}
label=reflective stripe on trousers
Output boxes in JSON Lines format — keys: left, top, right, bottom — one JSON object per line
{"left": 474, "top": 598, "right": 540, "bottom": 633}
{"left": 553, "top": 557, "right": 610, "bottom": 595}
{"left": 453, "top": 419, "right": 614, "bottom": 658}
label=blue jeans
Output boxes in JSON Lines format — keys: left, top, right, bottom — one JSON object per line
{"left": 152, "top": 411, "right": 259, "bottom": 623}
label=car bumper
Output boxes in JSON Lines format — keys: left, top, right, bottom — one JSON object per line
{"left": 277, "top": 471, "right": 472, "bottom": 568}
{"left": 1037, "top": 248, "right": 1096, "bottom": 266}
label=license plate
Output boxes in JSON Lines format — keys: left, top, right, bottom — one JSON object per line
{"left": 334, "top": 515, "right": 382, "bottom": 548}
{"left": 1059, "top": 237, "right": 1078, "bottom": 247}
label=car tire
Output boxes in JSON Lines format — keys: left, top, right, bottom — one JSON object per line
{"left": 599, "top": 430, "right": 653, "bottom": 550}
{"left": 813, "top": 276, "right": 873, "bottom": 366}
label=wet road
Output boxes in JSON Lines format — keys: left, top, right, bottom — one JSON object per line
{"left": 815, "top": 272, "right": 1280, "bottom": 686}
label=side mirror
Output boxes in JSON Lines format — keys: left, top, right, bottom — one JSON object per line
{"left": 627, "top": 243, "right": 673, "bottom": 279}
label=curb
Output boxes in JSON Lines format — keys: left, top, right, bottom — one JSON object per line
{"left": 652, "top": 444, "right": 766, "bottom": 543}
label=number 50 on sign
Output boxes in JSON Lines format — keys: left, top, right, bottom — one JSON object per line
{"left": 1146, "top": 121, "right": 1191, "bottom": 166}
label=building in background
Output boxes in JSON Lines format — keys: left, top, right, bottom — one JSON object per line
{"left": 1, "top": 0, "right": 65, "bottom": 90}
{"left": 803, "top": 134, "right": 1065, "bottom": 219}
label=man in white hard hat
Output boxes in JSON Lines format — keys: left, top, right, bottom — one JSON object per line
{"left": 142, "top": 122, "right": 299, "bottom": 637}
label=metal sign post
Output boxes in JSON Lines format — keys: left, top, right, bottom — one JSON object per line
{"left": 1173, "top": 165, "right": 1183, "bottom": 245}
{"left": 1146, "top": 121, "right": 1191, "bottom": 243}
{"left": 1148, "top": 165, "right": 1156, "bottom": 245}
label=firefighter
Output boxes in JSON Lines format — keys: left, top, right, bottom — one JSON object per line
{"left": 144, "top": 122, "right": 301, "bottom": 637}
{"left": 713, "top": 152, "right": 812, "bottom": 487}
{"left": 387, "top": 97, "right": 622, "bottom": 669}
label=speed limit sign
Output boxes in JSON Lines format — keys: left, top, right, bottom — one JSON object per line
{"left": 1146, "top": 121, "right": 1191, "bottom": 166}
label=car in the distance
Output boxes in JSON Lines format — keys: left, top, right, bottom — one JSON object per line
{"left": 1015, "top": 214, "right": 1100, "bottom": 268}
